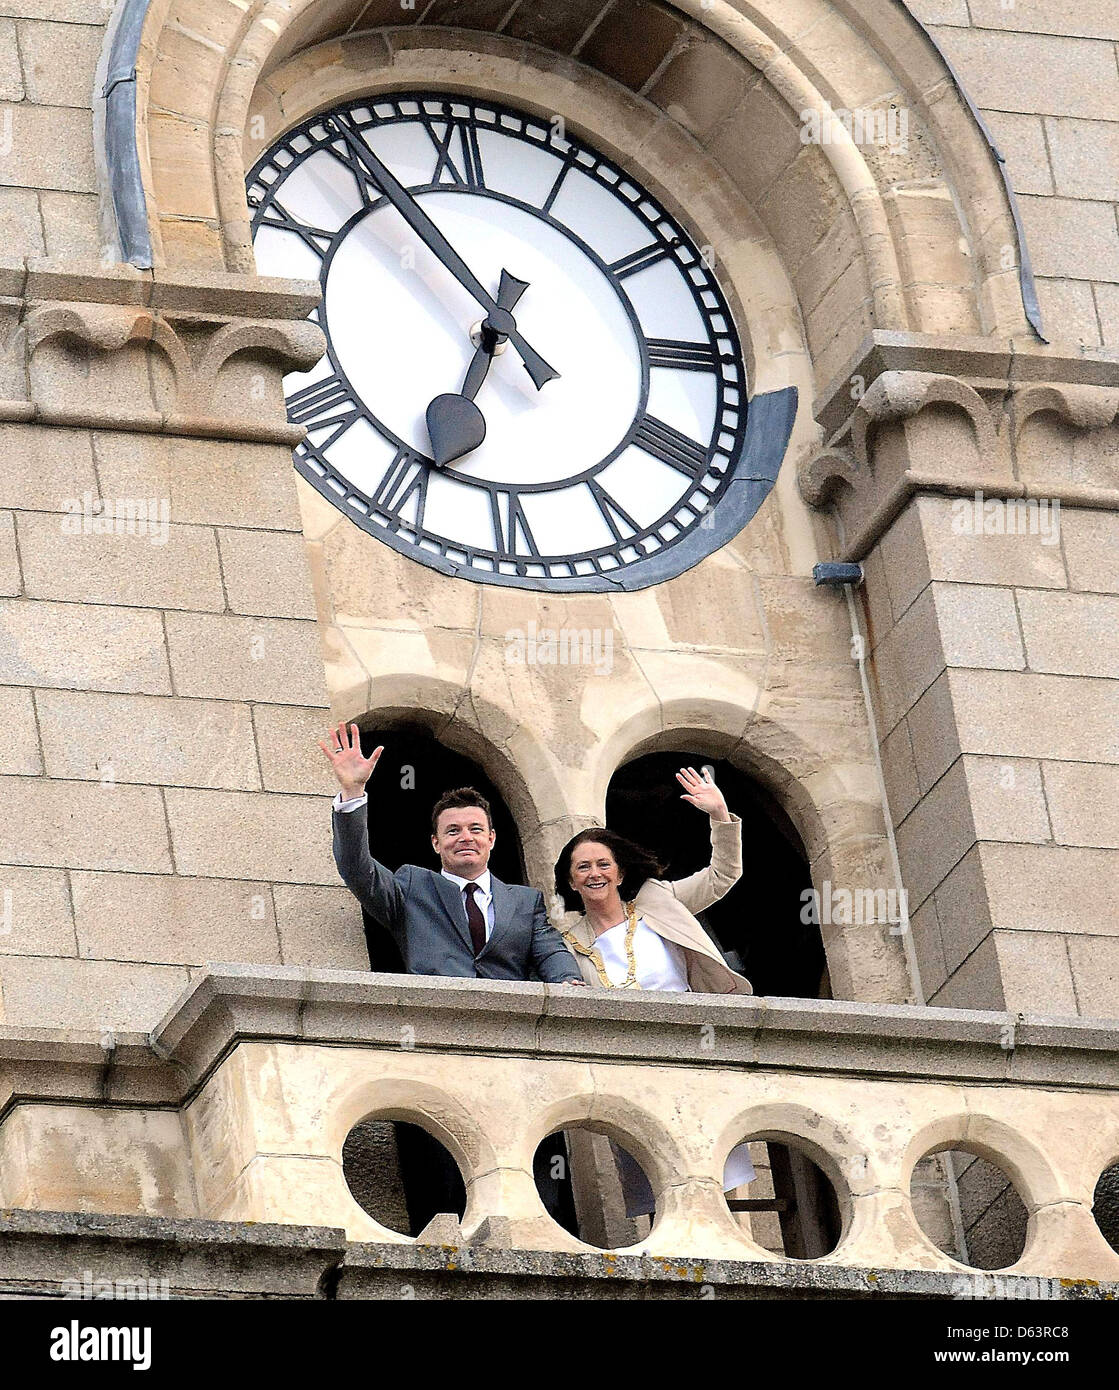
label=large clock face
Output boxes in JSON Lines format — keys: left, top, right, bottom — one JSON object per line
{"left": 247, "top": 93, "right": 755, "bottom": 590}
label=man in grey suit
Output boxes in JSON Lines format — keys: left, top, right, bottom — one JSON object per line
{"left": 320, "top": 722, "right": 583, "bottom": 984}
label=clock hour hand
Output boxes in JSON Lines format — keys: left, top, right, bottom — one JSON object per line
{"left": 326, "top": 114, "right": 559, "bottom": 390}
{"left": 426, "top": 270, "right": 527, "bottom": 468}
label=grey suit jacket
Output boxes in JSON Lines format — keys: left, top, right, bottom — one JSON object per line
{"left": 332, "top": 801, "right": 581, "bottom": 982}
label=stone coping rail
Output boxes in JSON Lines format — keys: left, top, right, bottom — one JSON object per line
{"left": 0, "top": 966, "right": 1115, "bottom": 1114}
{"left": 0, "top": 1210, "right": 1113, "bottom": 1301}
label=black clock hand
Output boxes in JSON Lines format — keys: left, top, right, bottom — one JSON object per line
{"left": 326, "top": 114, "right": 559, "bottom": 390}
{"left": 426, "top": 270, "right": 528, "bottom": 467}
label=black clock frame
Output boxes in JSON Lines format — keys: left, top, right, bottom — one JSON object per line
{"left": 247, "top": 92, "right": 797, "bottom": 592}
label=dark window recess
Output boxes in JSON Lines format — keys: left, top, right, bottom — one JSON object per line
{"left": 354, "top": 724, "right": 527, "bottom": 973}
{"left": 606, "top": 751, "right": 827, "bottom": 998}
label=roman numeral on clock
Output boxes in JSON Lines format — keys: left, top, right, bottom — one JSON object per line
{"left": 286, "top": 375, "right": 360, "bottom": 433}
{"left": 647, "top": 338, "right": 719, "bottom": 372}
{"left": 257, "top": 197, "right": 333, "bottom": 259}
{"left": 588, "top": 479, "right": 639, "bottom": 542}
{"left": 373, "top": 449, "right": 428, "bottom": 530}
{"left": 609, "top": 243, "right": 674, "bottom": 280}
{"left": 493, "top": 491, "right": 539, "bottom": 559}
{"left": 427, "top": 120, "right": 485, "bottom": 189}
{"left": 632, "top": 415, "right": 709, "bottom": 478}
{"left": 324, "top": 123, "right": 381, "bottom": 204}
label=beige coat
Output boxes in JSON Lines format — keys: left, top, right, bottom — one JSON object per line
{"left": 561, "top": 815, "right": 752, "bottom": 995}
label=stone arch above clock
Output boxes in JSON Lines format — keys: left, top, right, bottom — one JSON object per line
{"left": 115, "top": 0, "right": 1036, "bottom": 391}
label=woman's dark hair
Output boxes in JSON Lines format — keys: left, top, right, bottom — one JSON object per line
{"left": 553, "top": 829, "right": 665, "bottom": 913}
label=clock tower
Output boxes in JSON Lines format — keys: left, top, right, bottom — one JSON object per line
{"left": 0, "top": 0, "right": 1115, "bottom": 1299}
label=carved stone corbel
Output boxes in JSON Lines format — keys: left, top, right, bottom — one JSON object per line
{"left": 798, "top": 446, "right": 860, "bottom": 508}
{"left": 852, "top": 370, "right": 996, "bottom": 464}
{"left": 1009, "top": 382, "right": 1119, "bottom": 438}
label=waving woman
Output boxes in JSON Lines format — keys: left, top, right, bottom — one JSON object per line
{"left": 552, "top": 766, "right": 752, "bottom": 996}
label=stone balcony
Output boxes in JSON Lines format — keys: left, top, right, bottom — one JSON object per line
{"left": 0, "top": 967, "right": 1116, "bottom": 1299}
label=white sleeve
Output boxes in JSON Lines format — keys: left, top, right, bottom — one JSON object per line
{"left": 332, "top": 791, "right": 368, "bottom": 812}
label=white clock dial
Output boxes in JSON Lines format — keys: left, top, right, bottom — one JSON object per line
{"left": 248, "top": 94, "right": 755, "bottom": 590}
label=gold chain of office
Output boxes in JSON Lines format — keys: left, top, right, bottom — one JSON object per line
{"left": 559, "top": 901, "right": 642, "bottom": 989}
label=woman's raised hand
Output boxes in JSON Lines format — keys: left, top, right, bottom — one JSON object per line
{"left": 676, "top": 765, "right": 731, "bottom": 822}
{"left": 317, "top": 722, "right": 383, "bottom": 799}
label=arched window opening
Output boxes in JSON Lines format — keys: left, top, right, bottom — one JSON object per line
{"left": 606, "top": 750, "right": 827, "bottom": 999}
{"left": 352, "top": 723, "right": 527, "bottom": 972}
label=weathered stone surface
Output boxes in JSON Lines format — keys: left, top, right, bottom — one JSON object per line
{"left": 163, "top": 788, "right": 338, "bottom": 883}
{"left": 92, "top": 433, "right": 302, "bottom": 530}
{"left": 0, "top": 509, "right": 20, "bottom": 595}
{"left": 273, "top": 884, "right": 367, "bottom": 970}
{"left": 0, "top": 1209, "right": 347, "bottom": 1299}
{"left": 0, "top": 424, "right": 97, "bottom": 511}
{"left": 16, "top": 513, "right": 225, "bottom": 611}
{"left": 0, "top": 956, "right": 189, "bottom": 1029}
{"left": 931, "top": 583, "right": 1025, "bottom": 671}
{"left": 36, "top": 689, "right": 259, "bottom": 790}
{"left": 70, "top": 870, "right": 282, "bottom": 966}
{"left": 964, "top": 0, "right": 1119, "bottom": 40}
{"left": 0, "top": 103, "right": 95, "bottom": 192}
{"left": 252, "top": 703, "right": 337, "bottom": 795}
{"left": 981, "top": 843, "right": 1119, "bottom": 936}
{"left": 1042, "top": 762, "right": 1119, "bottom": 849}
{"left": 15, "top": 19, "right": 102, "bottom": 108}
{"left": 928, "top": 28, "right": 1119, "bottom": 119}
{"left": 948, "top": 670, "right": 1119, "bottom": 764}
{"left": 0, "top": 774, "right": 172, "bottom": 871}
{"left": 217, "top": 528, "right": 318, "bottom": 619}
{"left": 983, "top": 112, "right": 1053, "bottom": 196}
{"left": 0, "top": 598, "right": 171, "bottom": 694}
{"left": 894, "top": 758, "right": 976, "bottom": 907}
{"left": 993, "top": 930, "right": 1079, "bottom": 1017}
{"left": 961, "top": 755, "right": 1050, "bottom": 844}
{"left": 164, "top": 612, "right": 329, "bottom": 706}
{"left": 1060, "top": 509, "right": 1119, "bottom": 592}
{"left": 1017, "top": 196, "right": 1119, "bottom": 281}
{"left": 1016, "top": 590, "right": 1119, "bottom": 677}
{"left": 0, "top": 863, "right": 75, "bottom": 956}
{"left": 1067, "top": 936, "right": 1119, "bottom": 1020}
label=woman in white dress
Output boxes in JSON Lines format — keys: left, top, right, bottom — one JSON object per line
{"left": 551, "top": 766, "right": 755, "bottom": 1214}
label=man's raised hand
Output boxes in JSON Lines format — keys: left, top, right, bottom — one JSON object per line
{"left": 317, "top": 722, "right": 383, "bottom": 800}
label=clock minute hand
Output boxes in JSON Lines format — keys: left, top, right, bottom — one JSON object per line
{"left": 327, "top": 115, "right": 560, "bottom": 390}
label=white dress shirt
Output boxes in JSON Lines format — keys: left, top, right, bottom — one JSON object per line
{"left": 595, "top": 917, "right": 688, "bottom": 990}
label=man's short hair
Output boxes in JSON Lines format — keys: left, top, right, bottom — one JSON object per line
{"left": 431, "top": 787, "right": 494, "bottom": 834}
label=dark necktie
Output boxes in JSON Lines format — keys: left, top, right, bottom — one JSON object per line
{"left": 463, "top": 881, "right": 486, "bottom": 957}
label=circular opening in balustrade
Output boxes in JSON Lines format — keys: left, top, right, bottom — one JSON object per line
{"left": 725, "top": 1138, "right": 843, "bottom": 1259}
{"left": 532, "top": 1127, "right": 654, "bottom": 1250}
{"left": 911, "top": 1147, "right": 1028, "bottom": 1270}
{"left": 1092, "top": 1161, "right": 1119, "bottom": 1254}
{"left": 343, "top": 1118, "right": 466, "bottom": 1238}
